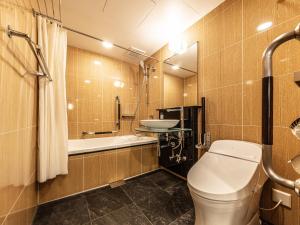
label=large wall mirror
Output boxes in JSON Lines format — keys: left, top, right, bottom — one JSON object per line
{"left": 163, "top": 42, "right": 198, "bottom": 108}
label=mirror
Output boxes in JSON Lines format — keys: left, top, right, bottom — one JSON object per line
{"left": 162, "top": 42, "right": 198, "bottom": 108}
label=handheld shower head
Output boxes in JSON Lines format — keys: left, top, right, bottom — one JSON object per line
{"left": 139, "top": 60, "right": 146, "bottom": 75}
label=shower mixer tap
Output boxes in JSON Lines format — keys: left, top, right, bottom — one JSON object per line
{"left": 262, "top": 22, "right": 300, "bottom": 195}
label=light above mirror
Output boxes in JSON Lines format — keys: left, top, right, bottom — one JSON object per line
{"left": 168, "top": 36, "right": 187, "bottom": 55}
{"left": 102, "top": 41, "right": 113, "bottom": 49}
{"left": 172, "top": 65, "right": 180, "bottom": 70}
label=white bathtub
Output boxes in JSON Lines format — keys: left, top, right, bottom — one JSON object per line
{"left": 68, "top": 135, "right": 158, "bottom": 155}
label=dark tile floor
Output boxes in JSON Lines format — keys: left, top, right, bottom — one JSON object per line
{"left": 33, "top": 170, "right": 195, "bottom": 225}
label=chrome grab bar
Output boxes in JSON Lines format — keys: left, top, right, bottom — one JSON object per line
{"left": 115, "top": 96, "right": 121, "bottom": 130}
{"left": 262, "top": 23, "right": 300, "bottom": 195}
{"left": 82, "top": 131, "right": 117, "bottom": 135}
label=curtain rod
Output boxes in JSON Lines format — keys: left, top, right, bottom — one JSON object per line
{"left": 32, "top": 9, "right": 160, "bottom": 63}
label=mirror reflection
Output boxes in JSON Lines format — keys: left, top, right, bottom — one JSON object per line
{"left": 163, "top": 42, "right": 198, "bottom": 108}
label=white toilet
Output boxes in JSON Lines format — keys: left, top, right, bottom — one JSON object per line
{"left": 187, "top": 140, "right": 267, "bottom": 225}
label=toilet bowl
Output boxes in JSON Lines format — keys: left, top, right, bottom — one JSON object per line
{"left": 187, "top": 140, "right": 267, "bottom": 225}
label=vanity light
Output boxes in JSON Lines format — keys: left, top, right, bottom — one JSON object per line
{"left": 256, "top": 21, "right": 273, "bottom": 31}
{"left": 113, "top": 80, "right": 124, "bottom": 88}
{"left": 102, "top": 41, "right": 113, "bottom": 49}
{"left": 172, "top": 65, "right": 180, "bottom": 70}
{"left": 94, "top": 60, "right": 101, "bottom": 65}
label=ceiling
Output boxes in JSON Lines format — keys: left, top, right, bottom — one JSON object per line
{"left": 34, "top": 0, "right": 224, "bottom": 65}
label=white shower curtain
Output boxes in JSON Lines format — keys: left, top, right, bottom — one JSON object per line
{"left": 37, "top": 16, "right": 68, "bottom": 182}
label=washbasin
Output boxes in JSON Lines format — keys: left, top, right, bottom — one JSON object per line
{"left": 140, "top": 119, "right": 179, "bottom": 129}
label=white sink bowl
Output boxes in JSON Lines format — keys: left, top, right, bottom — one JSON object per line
{"left": 140, "top": 119, "right": 180, "bottom": 129}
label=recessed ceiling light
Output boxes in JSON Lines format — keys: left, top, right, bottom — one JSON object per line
{"left": 172, "top": 65, "right": 180, "bottom": 70}
{"left": 102, "top": 41, "right": 113, "bottom": 49}
{"left": 257, "top": 21, "right": 273, "bottom": 31}
{"left": 94, "top": 60, "right": 101, "bottom": 65}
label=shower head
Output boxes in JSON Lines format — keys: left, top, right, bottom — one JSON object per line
{"left": 139, "top": 60, "right": 146, "bottom": 75}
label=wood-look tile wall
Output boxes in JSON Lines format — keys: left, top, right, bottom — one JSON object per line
{"left": 66, "top": 46, "right": 140, "bottom": 139}
{"left": 38, "top": 144, "right": 158, "bottom": 204}
{"left": 0, "top": 0, "right": 38, "bottom": 225}
{"left": 143, "top": 0, "right": 300, "bottom": 224}
{"left": 163, "top": 73, "right": 184, "bottom": 108}
{"left": 163, "top": 74, "right": 197, "bottom": 108}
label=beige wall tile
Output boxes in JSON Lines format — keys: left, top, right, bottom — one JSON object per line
{"left": 84, "top": 153, "right": 101, "bottom": 190}
{"left": 223, "top": 0, "right": 242, "bottom": 47}
{"left": 99, "top": 151, "right": 117, "bottom": 185}
{"left": 116, "top": 147, "right": 142, "bottom": 180}
{"left": 243, "top": 80, "right": 261, "bottom": 126}
{"left": 38, "top": 158, "right": 84, "bottom": 204}
{"left": 220, "top": 84, "right": 242, "bottom": 125}
{"left": 203, "top": 52, "right": 221, "bottom": 91}
{"left": 142, "top": 145, "right": 159, "bottom": 173}
{"left": 221, "top": 42, "right": 242, "bottom": 87}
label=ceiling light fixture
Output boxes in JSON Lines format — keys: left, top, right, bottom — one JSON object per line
{"left": 168, "top": 36, "right": 187, "bottom": 55}
{"left": 94, "top": 60, "right": 101, "bottom": 65}
{"left": 172, "top": 65, "right": 180, "bottom": 70}
{"left": 256, "top": 21, "right": 273, "bottom": 31}
{"left": 102, "top": 41, "right": 113, "bottom": 49}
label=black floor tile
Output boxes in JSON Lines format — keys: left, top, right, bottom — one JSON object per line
{"left": 33, "top": 170, "right": 195, "bottom": 225}
{"left": 91, "top": 204, "right": 151, "bottom": 225}
{"left": 33, "top": 195, "right": 90, "bottom": 225}
{"left": 169, "top": 209, "right": 195, "bottom": 225}
{"left": 85, "top": 187, "right": 132, "bottom": 220}
{"left": 145, "top": 170, "right": 182, "bottom": 190}
{"left": 121, "top": 176, "right": 161, "bottom": 202}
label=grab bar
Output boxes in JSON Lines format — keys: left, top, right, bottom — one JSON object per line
{"left": 115, "top": 96, "right": 121, "bottom": 130}
{"left": 6, "top": 26, "right": 52, "bottom": 81}
{"left": 82, "top": 131, "right": 117, "bottom": 135}
{"left": 262, "top": 22, "right": 300, "bottom": 195}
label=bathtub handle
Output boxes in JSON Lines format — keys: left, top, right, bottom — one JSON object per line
{"left": 115, "top": 96, "right": 121, "bottom": 130}
{"left": 82, "top": 131, "right": 117, "bottom": 135}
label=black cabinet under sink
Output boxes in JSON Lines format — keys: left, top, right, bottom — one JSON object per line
{"left": 157, "top": 105, "right": 201, "bottom": 177}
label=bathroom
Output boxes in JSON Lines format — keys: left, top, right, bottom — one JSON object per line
{"left": 1, "top": 0, "right": 300, "bottom": 225}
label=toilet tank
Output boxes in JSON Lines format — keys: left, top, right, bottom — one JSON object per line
{"left": 208, "top": 140, "right": 262, "bottom": 163}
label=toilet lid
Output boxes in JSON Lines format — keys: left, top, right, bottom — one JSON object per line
{"left": 187, "top": 152, "right": 259, "bottom": 201}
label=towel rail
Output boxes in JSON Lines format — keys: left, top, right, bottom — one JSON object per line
{"left": 6, "top": 25, "right": 52, "bottom": 81}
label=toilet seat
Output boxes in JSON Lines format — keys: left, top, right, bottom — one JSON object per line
{"left": 187, "top": 143, "right": 261, "bottom": 201}
{"left": 187, "top": 140, "right": 265, "bottom": 225}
